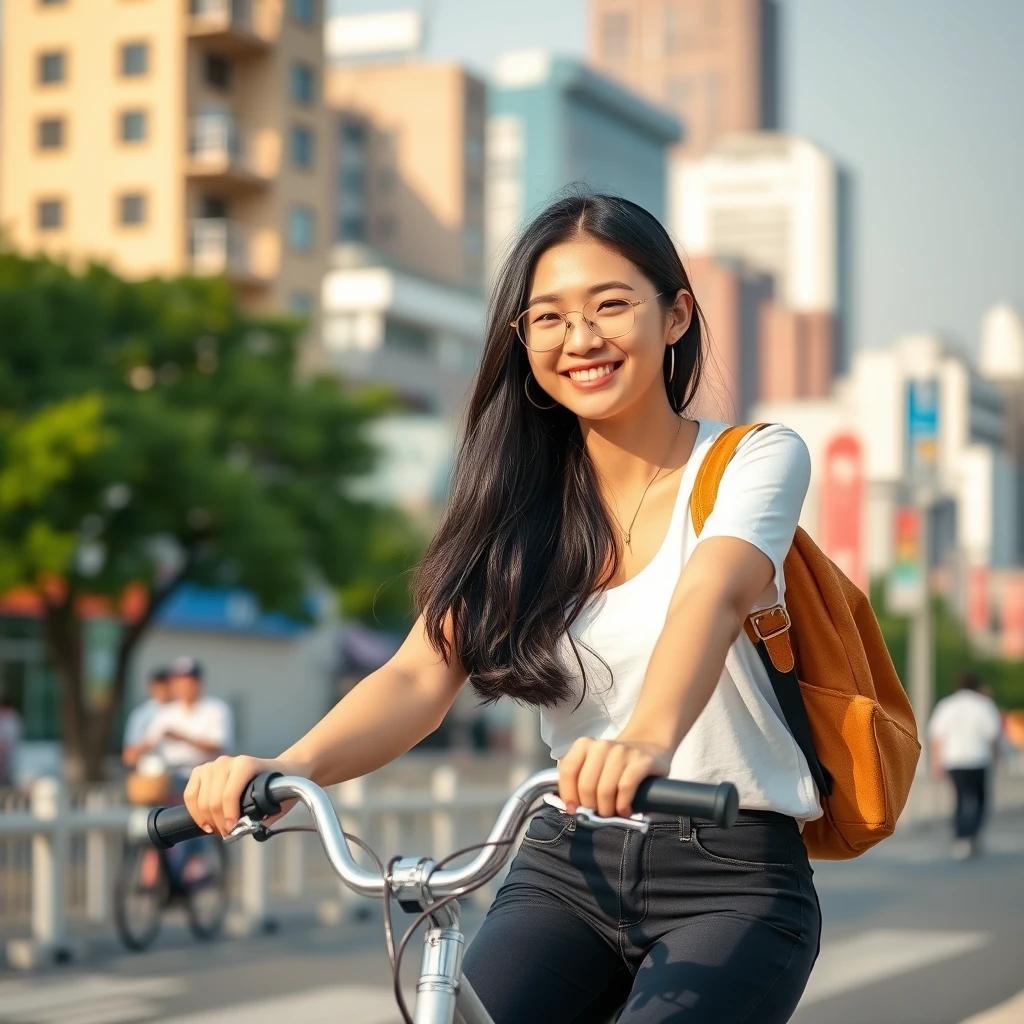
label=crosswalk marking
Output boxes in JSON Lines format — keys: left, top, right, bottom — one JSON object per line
{"left": 0, "top": 975, "right": 181, "bottom": 1023}
{"left": 799, "top": 928, "right": 991, "bottom": 1007}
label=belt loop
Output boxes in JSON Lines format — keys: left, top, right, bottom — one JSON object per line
{"left": 678, "top": 814, "right": 692, "bottom": 842}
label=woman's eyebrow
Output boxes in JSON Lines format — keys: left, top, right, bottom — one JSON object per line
{"left": 525, "top": 280, "right": 636, "bottom": 309}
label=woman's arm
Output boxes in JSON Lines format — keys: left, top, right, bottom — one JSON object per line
{"left": 558, "top": 536, "right": 773, "bottom": 818}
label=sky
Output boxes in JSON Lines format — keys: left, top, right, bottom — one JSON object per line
{"left": 330, "top": 0, "right": 1024, "bottom": 359}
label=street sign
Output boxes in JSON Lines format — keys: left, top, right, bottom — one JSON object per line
{"left": 887, "top": 505, "right": 925, "bottom": 614}
{"left": 906, "top": 379, "right": 940, "bottom": 487}
{"left": 820, "top": 432, "right": 866, "bottom": 591}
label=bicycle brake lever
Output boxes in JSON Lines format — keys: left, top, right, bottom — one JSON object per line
{"left": 224, "top": 814, "right": 273, "bottom": 844}
{"left": 572, "top": 806, "right": 650, "bottom": 835}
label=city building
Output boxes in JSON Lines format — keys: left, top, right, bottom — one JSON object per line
{"left": 588, "top": 0, "right": 780, "bottom": 159}
{"left": 324, "top": 61, "right": 487, "bottom": 291}
{"left": 670, "top": 132, "right": 851, "bottom": 388}
{"left": 0, "top": 0, "right": 331, "bottom": 327}
{"left": 486, "top": 50, "right": 682, "bottom": 275}
{"left": 752, "top": 333, "right": 1018, "bottom": 592}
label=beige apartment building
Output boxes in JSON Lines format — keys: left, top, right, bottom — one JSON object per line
{"left": 0, "top": 0, "right": 330, "bottom": 322}
{"left": 325, "top": 61, "right": 486, "bottom": 291}
{"left": 588, "top": 0, "right": 779, "bottom": 158}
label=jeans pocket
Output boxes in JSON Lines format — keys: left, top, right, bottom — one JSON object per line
{"left": 691, "top": 822, "right": 800, "bottom": 871}
{"left": 522, "top": 809, "right": 576, "bottom": 848}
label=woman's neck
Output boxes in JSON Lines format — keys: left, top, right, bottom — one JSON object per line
{"left": 580, "top": 402, "right": 695, "bottom": 492}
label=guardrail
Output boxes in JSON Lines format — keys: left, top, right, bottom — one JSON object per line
{"left": 2, "top": 755, "right": 1022, "bottom": 969}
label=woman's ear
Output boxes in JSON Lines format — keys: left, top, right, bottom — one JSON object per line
{"left": 666, "top": 289, "right": 694, "bottom": 340}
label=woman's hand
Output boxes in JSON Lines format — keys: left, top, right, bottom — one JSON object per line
{"left": 182, "top": 755, "right": 310, "bottom": 837}
{"left": 557, "top": 734, "right": 674, "bottom": 818}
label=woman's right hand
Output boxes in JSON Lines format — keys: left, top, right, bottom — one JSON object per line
{"left": 182, "top": 755, "right": 309, "bottom": 837}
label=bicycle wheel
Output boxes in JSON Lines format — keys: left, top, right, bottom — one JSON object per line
{"left": 184, "top": 840, "right": 229, "bottom": 941}
{"left": 113, "top": 840, "right": 168, "bottom": 952}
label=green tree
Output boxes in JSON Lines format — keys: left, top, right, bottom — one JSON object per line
{"left": 0, "top": 250, "right": 410, "bottom": 780}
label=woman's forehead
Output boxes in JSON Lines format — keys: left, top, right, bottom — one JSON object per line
{"left": 529, "top": 239, "right": 637, "bottom": 297}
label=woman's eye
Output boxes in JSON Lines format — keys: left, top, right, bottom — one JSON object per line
{"left": 598, "top": 300, "right": 630, "bottom": 311}
{"left": 533, "top": 313, "right": 562, "bottom": 324}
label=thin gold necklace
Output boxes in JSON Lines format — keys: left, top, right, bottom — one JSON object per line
{"left": 607, "top": 416, "right": 684, "bottom": 551}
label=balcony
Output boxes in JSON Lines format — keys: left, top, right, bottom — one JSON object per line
{"left": 187, "top": 0, "right": 270, "bottom": 56}
{"left": 186, "top": 113, "right": 269, "bottom": 191}
{"left": 188, "top": 218, "right": 267, "bottom": 287}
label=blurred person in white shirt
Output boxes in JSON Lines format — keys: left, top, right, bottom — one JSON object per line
{"left": 928, "top": 671, "right": 1003, "bottom": 860}
{"left": 121, "top": 666, "right": 172, "bottom": 770}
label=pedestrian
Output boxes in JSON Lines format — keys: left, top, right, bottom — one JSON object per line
{"left": 0, "top": 692, "right": 23, "bottom": 787}
{"left": 928, "top": 670, "right": 1003, "bottom": 860}
{"left": 181, "top": 192, "right": 825, "bottom": 1022}
{"left": 121, "top": 666, "right": 172, "bottom": 770}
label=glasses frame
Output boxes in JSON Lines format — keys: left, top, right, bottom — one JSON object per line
{"left": 509, "top": 291, "right": 666, "bottom": 352}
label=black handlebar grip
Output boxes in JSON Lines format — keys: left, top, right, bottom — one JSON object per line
{"left": 240, "top": 771, "right": 283, "bottom": 820}
{"left": 632, "top": 778, "right": 739, "bottom": 827}
{"left": 146, "top": 804, "right": 207, "bottom": 849}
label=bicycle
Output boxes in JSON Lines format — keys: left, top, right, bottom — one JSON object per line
{"left": 115, "top": 789, "right": 230, "bottom": 951}
{"left": 139, "top": 767, "right": 739, "bottom": 1023}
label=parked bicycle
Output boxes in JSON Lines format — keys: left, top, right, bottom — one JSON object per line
{"left": 139, "top": 767, "right": 738, "bottom": 1023}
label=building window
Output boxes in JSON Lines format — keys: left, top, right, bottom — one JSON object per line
{"left": 118, "top": 192, "right": 147, "bottom": 226}
{"left": 120, "top": 109, "right": 148, "bottom": 142}
{"left": 337, "top": 213, "right": 365, "bottom": 242}
{"left": 289, "top": 291, "right": 314, "bottom": 316}
{"left": 289, "top": 62, "right": 315, "bottom": 104}
{"left": 288, "top": 205, "right": 315, "bottom": 251}
{"left": 340, "top": 119, "right": 367, "bottom": 146}
{"left": 289, "top": 124, "right": 315, "bottom": 169}
{"left": 39, "top": 0, "right": 67, "bottom": 6}
{"left": 38, "top": 51, "right": 66, "bottom": 84}
{"left": 37, "top": 117, "right": 65, "bottom": 150}
{"left": 37, "top": 198, "right": 64, "bottom": 230}
{"left": 602, "top": 10, "right": 630, "bottom": 61}
{"left": 204, "top": 54, "right": 231, "bottom": 91}
{"left": 289, "top": 0, "right": 315, "bottom": 25}
{"left": 120, "top": 41, "right": 149, "bottom": 77}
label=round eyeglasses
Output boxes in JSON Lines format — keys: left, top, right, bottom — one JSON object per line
{"left": 509, "top": 292, "right": 665, "bottom": 352}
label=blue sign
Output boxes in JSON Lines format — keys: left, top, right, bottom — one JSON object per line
{"left": 906, "top": 379, "right": 939, "bottom": 484}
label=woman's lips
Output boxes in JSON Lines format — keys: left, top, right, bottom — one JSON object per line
{"left": 561, "top": 361, "right": 623, "bottom": 391}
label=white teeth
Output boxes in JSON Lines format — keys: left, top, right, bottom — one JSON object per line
{"left": 568, "top": 363, "right": 617, "bottom": 382}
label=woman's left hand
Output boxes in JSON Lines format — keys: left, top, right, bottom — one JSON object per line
{"left": 558, "top": 734, "right": 675, "bottom": 818}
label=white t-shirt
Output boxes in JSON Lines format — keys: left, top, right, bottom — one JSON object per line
{"left": 540, "top": 419, "right": 823, "bottom": 825}
{"left": 143, "top": 696, "right": 234, "bottom": 772}
{"left": 927, "top": 690, "right": 1002, "bottom": 769}
{"left": 123, "top": 698, "right": 163, "bottom": 748}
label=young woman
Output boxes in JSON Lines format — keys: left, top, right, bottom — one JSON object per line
{"left": 183, "top": 192, "right": 822, "bottom": 1022}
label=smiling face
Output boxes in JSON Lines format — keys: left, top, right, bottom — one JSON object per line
{"left": 519, "top": 235, "right": 692, "bottom": 421}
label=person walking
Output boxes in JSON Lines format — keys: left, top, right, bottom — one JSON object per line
{"left": 0, "top": 692, "right": 23, "bottom": 787}
{"left": 175, "top": 192, "right": 823, "bottom": 1022}
{"left": 928, "top": 670, "right": 1003, "bottom": 860}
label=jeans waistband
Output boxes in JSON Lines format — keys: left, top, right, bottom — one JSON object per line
{"left": 640, "top": 808, "right": 796, "bottom": 828}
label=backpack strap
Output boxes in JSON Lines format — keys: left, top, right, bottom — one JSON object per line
{"left": 689, "top": 422, "right": 835, "bottom": 800}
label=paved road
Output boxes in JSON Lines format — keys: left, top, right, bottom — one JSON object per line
{"left": 2, "top": 812, "right": 1022, "bottom": 1024}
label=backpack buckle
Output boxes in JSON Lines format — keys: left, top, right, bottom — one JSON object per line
{"left": 751, "top": 605, "right": 791, "bottom": 642}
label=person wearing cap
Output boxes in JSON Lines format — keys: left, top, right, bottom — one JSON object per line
{"left": 122, "top": 666, "right": 173, "bottom": 770}
{"left": 137, "top": 657, "right": 234, "bottom": 790}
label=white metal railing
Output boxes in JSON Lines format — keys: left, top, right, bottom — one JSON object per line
{"left": 189, "top": 217, "right": 251, "bottom": 277}
{"left": 2, "top": 757, "right": 1022, "bottom": 967}
{"left": 0, "top": 759, "right": 538, "bottom": 967}
{"left": 189, "top": 113, "right": 244, "bottom": 167}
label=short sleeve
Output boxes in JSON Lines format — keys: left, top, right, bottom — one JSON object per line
{"left": 211, "top": 699, "right": 234, "bottom": 752}
{"left": 693, "top": 423, "right": 812, "bottom": 610}
{"left": 926, "top": 700, "right": 950, "bottom": 741}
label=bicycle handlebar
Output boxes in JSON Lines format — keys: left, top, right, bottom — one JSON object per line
{"left": 143, "top": 768, "right": 739, "bottom": 899}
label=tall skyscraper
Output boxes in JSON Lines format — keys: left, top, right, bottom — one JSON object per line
{"left": 0, "top": 0, "right": 331, "bottom": 324}
{"left": 588, "top": 0, "right": 779, "bottom": 159}
{"left": 486, "top": 50, "right": 681, "bottom": 275}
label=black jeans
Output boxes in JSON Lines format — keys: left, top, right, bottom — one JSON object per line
{"left": 462, "top": 805, "right": 821, "bottom": 1023}
{"left": 949, "top": 767, "right": 988, "bottom": 840}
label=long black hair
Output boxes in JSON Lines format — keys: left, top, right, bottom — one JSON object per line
{"left": 412, "top": 188, "right": 709, "bottom": 710}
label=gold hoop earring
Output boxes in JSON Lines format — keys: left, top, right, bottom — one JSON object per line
{"left": 668, "top": 343, "right": 676, "bottom": 383}
{"left": 524, "top": 372, "right": 557, "bottom": 410}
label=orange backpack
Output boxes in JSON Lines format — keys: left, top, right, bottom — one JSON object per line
{"left": 690, "top": 422, "right": 922, "bottom": 860}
